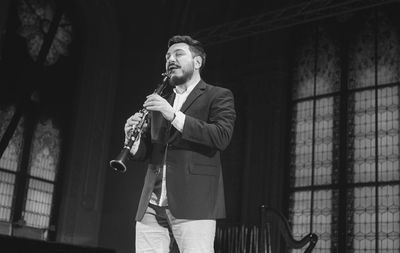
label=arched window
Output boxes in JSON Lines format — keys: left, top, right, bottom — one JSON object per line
{"left": 0, "top": 0, "right": 75, "bottom": 240}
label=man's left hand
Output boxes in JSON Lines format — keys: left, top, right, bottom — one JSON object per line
{"left": 143, "top": 94, "right": 175, "bottom": 121}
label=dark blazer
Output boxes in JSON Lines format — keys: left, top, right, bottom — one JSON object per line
{"left": 132, "top": 80, "right": 236, "bottom": 220}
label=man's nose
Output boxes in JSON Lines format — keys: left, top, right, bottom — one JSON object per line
{"left": 166, "top": 54, "right": 176, "bottom": 62}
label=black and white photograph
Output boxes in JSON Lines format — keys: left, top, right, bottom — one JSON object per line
{"left": 0, "top": 0, "right": 399, "bottom": 252}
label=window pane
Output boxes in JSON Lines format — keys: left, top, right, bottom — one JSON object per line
{"left": 352, "top": 187, "right": 376, "bottom": 253}
{"left": 378, "top": 87, "right": 399, "bottom": 182}
{"left": 28, "top": 119, "right": 60, "bottom": 181}
{"left": 348, "top": 15, "right": 376, "bottom": 89}
{"left": 290, "top": 191, "right": 312, "bottom": 242}
{"left": 312, "top": 190, "right": 333, "bottom": 253}
{"left": 378, "top": 185, "right": 400, "bottom": 253}
{"left": 292, "top": 27, "right": 341, "bottom": 99}
{"left": 291, "top": 98, "right": 335, "bottom": 187}
{"left": 293, "top": 35, "right": 315, "bottom": 99}
{"left": 0, "top": 106, "right": 24, "bottom": 172}
{"left": 349, "top": 90, "right": 376, "bottom": 183}
{"left": 350, "top": 186, "right": 400, "bottom": 253}
{"left": 315, "top": 30, "right": 341, "bottom": 96}
{"left": 291, "top": 101, "right": 313, "bottom": 187}
{"left": 23, "top": 179, "right": 53, "bottom": 229}
{"left": 0, "top": 171, "right": 15, "bottom": 222}
{"left": 290, "top": 190, "right": 334, "bottom": 253}
{"left": 377, "top": 15, "right": 400, "bottom": 85}
{"left": 349, "top": 13, "right": 400, "bottom": 89}
{"left": 314, "top": 98, "right": 334, "bottom": 185}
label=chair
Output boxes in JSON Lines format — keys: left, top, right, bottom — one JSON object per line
{"left": 259, "top": 205, "right": 318, "bottom": 253}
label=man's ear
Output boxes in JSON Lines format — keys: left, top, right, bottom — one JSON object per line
{"left": 194, "top": 55, "right": 202, "bottom": 70}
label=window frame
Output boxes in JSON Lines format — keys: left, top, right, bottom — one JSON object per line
{"left": 288, "top": 8, "right": 400, "bottom": 253}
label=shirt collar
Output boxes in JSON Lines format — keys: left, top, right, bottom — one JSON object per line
{"left": 173, "top": 81, "right": 197, "bottom": 95}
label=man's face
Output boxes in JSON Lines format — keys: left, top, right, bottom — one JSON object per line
{"left": 165, "top": 42, "right": 196, "bottom": 86}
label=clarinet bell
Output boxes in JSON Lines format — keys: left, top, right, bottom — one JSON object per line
{"left": 109, "top": 148, "right": 130, "bottom": 173}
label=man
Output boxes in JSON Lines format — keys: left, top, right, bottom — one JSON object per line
{"left": 124, "top": 35, "right": 236, "bottom": 253}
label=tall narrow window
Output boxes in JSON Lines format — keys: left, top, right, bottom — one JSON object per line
{"left": 24, "top": 119, "right": 60, "bottom": 230}
{"left": 347, "top": 11, "right": 400, "bottom": 253}
{"left": 290, "top": 25, "right": 341, "bottom": 253}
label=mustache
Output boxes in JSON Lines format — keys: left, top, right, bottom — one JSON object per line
{"left": 167, "top": 63, "right": 180, "bottom": 69}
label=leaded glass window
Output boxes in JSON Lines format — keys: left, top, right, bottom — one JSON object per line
{"left": 290, "top": 25, "right": 340, "bottom": 253}
{"left": 0, "top": 106, "right": 24, "bottom": 224}
{"left": 289, "top": 9, "right": 400, "bottom": 253}
{"left": 0, "top": 110, "right": 61, "bottom": 239}
{"left": 0, "top": 0, "right": 74, "bottom": 241}
{"left": 24, "top": 119, "right": 60, "bottom": 229}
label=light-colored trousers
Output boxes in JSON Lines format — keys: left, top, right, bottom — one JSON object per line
{"left": 135, "top": 204, "right": 216, "bottom": 253}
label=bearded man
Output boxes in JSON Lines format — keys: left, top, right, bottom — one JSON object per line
{"left": 124, "top": 35, "right": 236, "bottom": 253}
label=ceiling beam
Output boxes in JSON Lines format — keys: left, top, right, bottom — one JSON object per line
{"left": 192, "top": 0, "right": 400, "bottom": 46}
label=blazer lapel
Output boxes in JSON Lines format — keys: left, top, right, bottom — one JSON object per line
{"left": 168, "top": 80, "right": 207, "bottom": 143}
{"left": 179, "top": 80, "right": 206, "bottom": 113}
{"left": 167, "top": 91, "right": 176, "bottom": 106}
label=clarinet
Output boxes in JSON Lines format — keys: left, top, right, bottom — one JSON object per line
{"left": 109, "top": 72, "right": 171, "bottom": 172}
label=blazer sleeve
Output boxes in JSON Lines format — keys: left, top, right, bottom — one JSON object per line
{"left": 181, "top": 88, "right": 236, "bottom": 151}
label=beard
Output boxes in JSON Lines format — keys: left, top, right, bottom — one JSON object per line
{"left": 168, "top": 67, "right": 194, "bottom": 87}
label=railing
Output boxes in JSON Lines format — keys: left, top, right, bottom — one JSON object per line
{"left": 214, "top": 206, "right": 318, "bottom": 253}
{"left": 215, "top": 223, "right": 261, "bottom": 253}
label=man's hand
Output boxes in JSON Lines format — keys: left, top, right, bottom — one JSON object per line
{"left": 124, "top": 112, "right": 144, "bottom": 140}
{"left": 143, "top": 94, "right": 175, "bottom": 121}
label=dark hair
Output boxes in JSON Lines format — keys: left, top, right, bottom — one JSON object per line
{"left": 168, "top": 35, "right": 206, "bottom": 70}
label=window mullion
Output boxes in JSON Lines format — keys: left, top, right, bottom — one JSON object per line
{"left": 10, "top": 107, "right": 36, "bottom": 230}
{"left": 373, "top": 8, "right": 379, "bottom": 253}
{"left": 309, "top": 23, "right": 319, "bottom": 234}
{"left": 337, "top": 23, "right": 350, "bottom": 253}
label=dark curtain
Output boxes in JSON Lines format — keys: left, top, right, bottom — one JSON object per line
{"left": 217, "top": 67, "right": 291, "bottom": 252}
